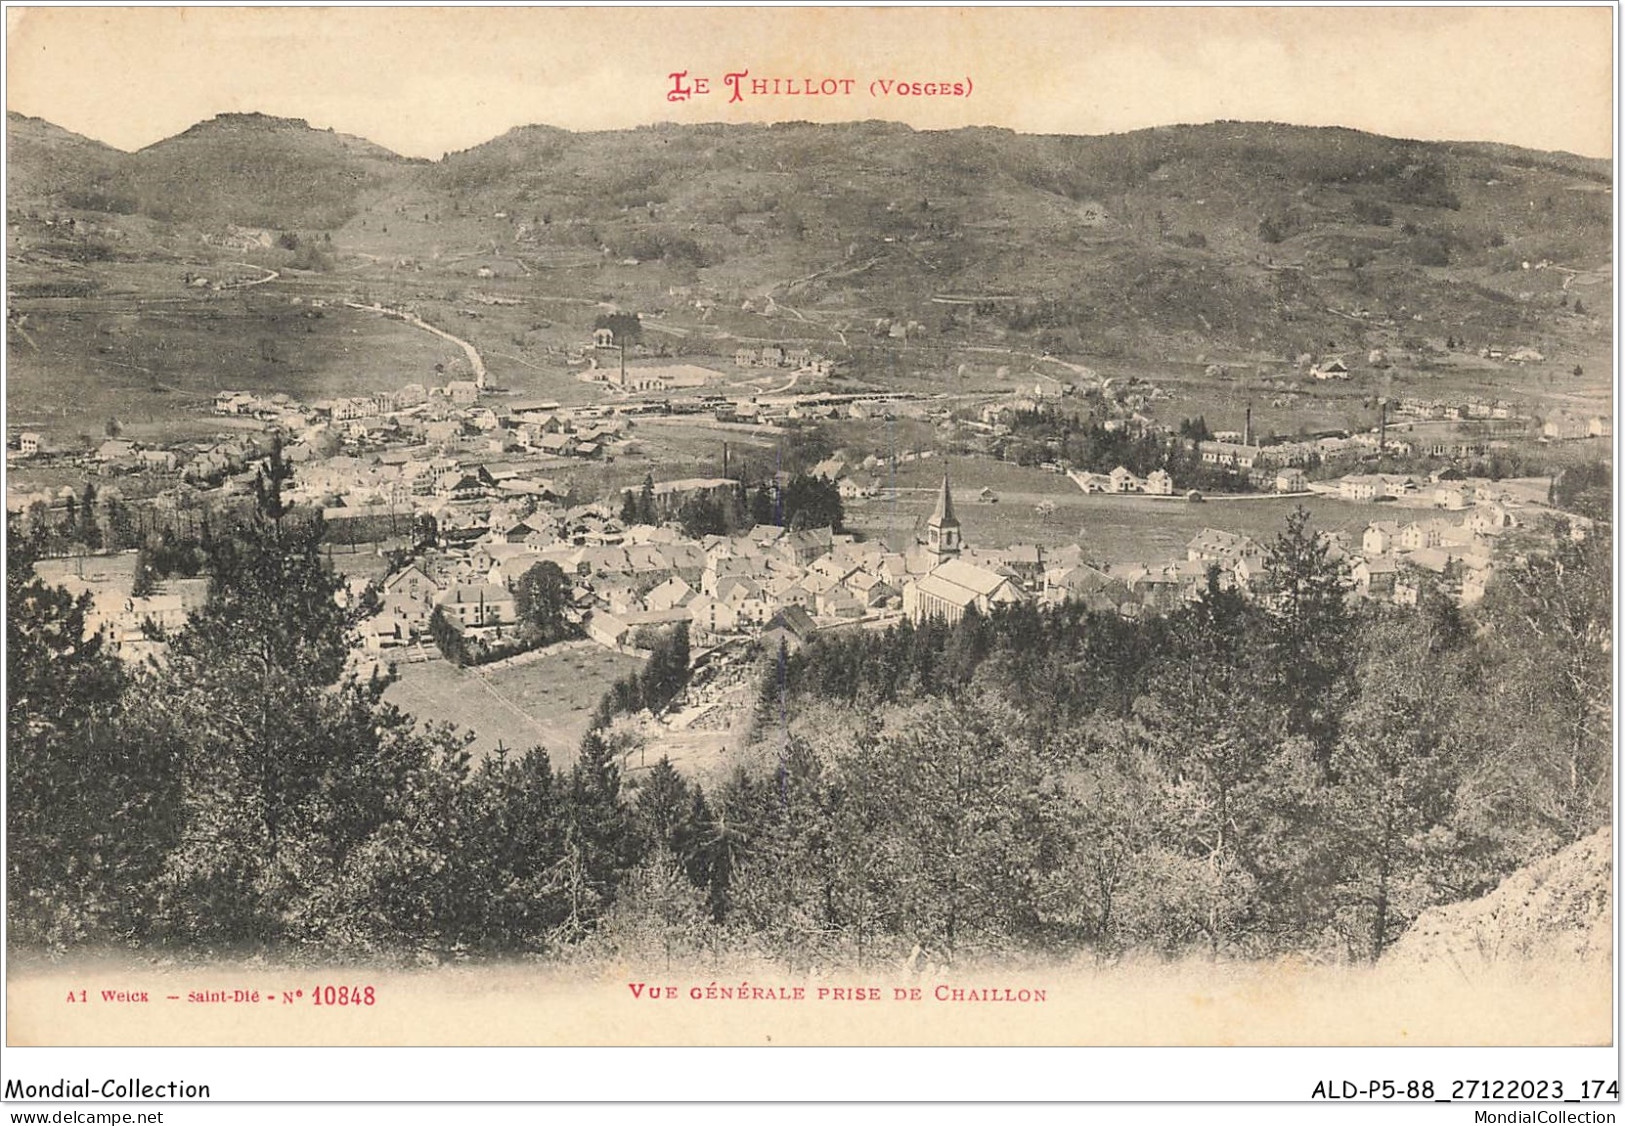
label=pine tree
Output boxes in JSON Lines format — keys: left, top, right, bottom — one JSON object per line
{"left": 637, "top": 473, "right": 656, "bottom": 525}
{"left": 1260, "top": 507, "right": 1355, "bottom": 767}
{"left": 145, "top": 515, "right": 366, "bottom": 945}
{"left": 7, "top": 527, "right": 171, "bottom": 946}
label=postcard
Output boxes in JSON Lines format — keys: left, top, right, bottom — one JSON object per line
{"left": 3, "top": 4, "right": 1614, "bottom": 1107}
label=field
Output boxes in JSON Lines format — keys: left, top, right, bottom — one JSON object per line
{"left": 848, "top": 455, "right": 1422, "bottom": 563}
{"left": 383, "top": 642, "right": 644, "bottom": 768}
{"left": 6, "top": 267, "right": 467, "bottom": 441}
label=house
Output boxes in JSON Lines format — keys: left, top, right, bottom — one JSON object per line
{"left": 1108, "top": 466, "right": 1142, "bottom": 493}
{"left": 1042, "top": 563, "right": 1124, "bottom": 611}
{"left": 1396, "top": 521, "right": 1442, "bottom": 553}
{"left": 780, "top": 526, "right": 834, "bottom": 567}
{"left": 1362, "top": 522, "right": 1400, "bottom": 556}
{"left": 1274, "top": 467, "right": 1307, "bottom": 493}
{"left": 1145, "top": 469, "right": 1175, "bottom": 495}
{"left": 1186, "top": 528, "right": 1261, "bottom": 564}
{"left": 644, "top": 576, "right": 696, "bottom": 612}
{"left": 433, "top": 582, "right": 516, "bottom": 628}
{"left": 846, "top": 571, "right": 897, "bottom": 609}
{"left": 1310, "top": 357, "right": 1350, "bottom": 380}
{"left": 1200, "top": 442, "right": 1261, "bottom": 470}
{"left": 445, "top": 380, "right": 480, "bottom": 405}
{"left": 760, "top": 606, "right": 819, "bottom": 653}
{"left": 1435, "top": 484, "right": 1473, "bottom": 511}
{"left": 687, "top": 593, "right": 740, "bottom": 637}
{"left": 1469, "top": 501, "right": 1517, "bottom": 535}
{"left": 537, "top": 433, "right": 577, "bottom": 457}
{"left": 1351, "top": 555, "right": 1400, "bottom": 597}
{"left": 816, "top": 585, "right": 865, "bottom": 620}
{"left": 1339, "top": 475, "right": 1388, "bottom": 502}
{"left": 586, "top": 610, "right": 632, "bottom": 649}
{"left": 651, "top": 477, "right": 736, "bottom": 521}
{"left": 18, "top": 432, "right": 41, "bottom": 457}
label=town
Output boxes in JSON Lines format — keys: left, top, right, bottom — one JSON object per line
{"left": 8, "top": 303, "right": 1598, "bottom": 777}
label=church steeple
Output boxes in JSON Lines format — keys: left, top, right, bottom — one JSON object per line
{"left": 926, "top": 473, "right": 962, "bottom": 557}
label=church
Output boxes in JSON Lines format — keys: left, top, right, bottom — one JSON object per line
{"left": 902, "top": 475, "right": 1027, "bottom": 625}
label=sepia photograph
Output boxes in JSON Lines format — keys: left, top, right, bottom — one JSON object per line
{"left": 1, "top": 2, "right": 1615, "bottom": 1109}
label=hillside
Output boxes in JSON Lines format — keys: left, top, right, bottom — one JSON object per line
{"left": 7, "top": 114, "right": 1612, "bottom": 365}
{"left": 6, "top": 111, "right": 127, "bottom": 212}
{"left": 1386, "top": 828, "right": 1612, "bottom": 970}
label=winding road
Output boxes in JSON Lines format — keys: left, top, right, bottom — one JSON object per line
{"left": 344, "top": 300, "right": 487, "bottom": 384}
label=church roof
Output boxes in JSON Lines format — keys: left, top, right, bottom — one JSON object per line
{"left": 929, "top": 474, "right": 959, "bottom": 528}
{"left": 917, "top": 559, "right": 1024, "bottom": 605}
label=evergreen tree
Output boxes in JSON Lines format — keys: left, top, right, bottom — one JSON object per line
{"left": 146, "top": 514, "right": 370, "bottom": 945}
{"left": 750, "top": 482, "right": 775, "bottom": 527}
{"left": 7, "top": 528, "right": 171, "bottom": 946}
{"left": 1260, "top": 507, "right": 1355, "bottom": 766}
{"left": 637, "top": 473, "right": 657, "bottom": 525}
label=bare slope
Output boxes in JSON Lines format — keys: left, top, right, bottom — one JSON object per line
{"left": 1385, "top": 828, "right": 1612, "bottom": 970}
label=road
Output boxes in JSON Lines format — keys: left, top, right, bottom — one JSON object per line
{"left": 345, "top": 300, "right": 487, "bottom": 383}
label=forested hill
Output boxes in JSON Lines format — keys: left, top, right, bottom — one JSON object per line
{"left": 8, "top": 112, "right": 1611, "bottom": 357}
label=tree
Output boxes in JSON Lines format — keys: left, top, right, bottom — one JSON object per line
{"left": 638, "top": 473, "right": 657, "bottom": 526}
{"left": 131, "top": 547, "right": 158, "bottom": 598}
{"left": 513, "top": 560, "right": 574, "bottom": 646}
{"left": 428, "top": 606, "right": 467, "bottom": 667}
{"left": 1127, "top": 572, "right": 1325, "bottom": 956}
{"left": 144, "top": 515, "right": 369, "bottom": 944}
{"left": 834, "top": 695, "right": 1053, "bottom": 960}
{"left": 252, "top": 434, "right": 294, "bottom": 524}
{"left": 1470, "top": 531, "right": 1611, "bottom": 851}
{"left": 77, "top": 482, "right": 99, "bottom": 547}
{"left": 779, "top": 473, "right": 843, "bottom": 532}
{"left": 412, "top": 513, "right": 439, "bottom": 550}
{"left": 7, "top": 528, "right": 170, "bottom": 946}
{"left": 619, "top": 490, "right": 639, "bottom": 527}
{"left": 593, "top": 311, "right": 643, "bottom": 347}
{"left": 1324, "top": 612, "right": 1466, "bottom": 960}
{"left": 554, "top": 730, "right": 637, "bottom": 939}
{"left": 750, "top": 482, "right": 776, "bottom": 527}
{"left": 677, "top": 494, "right": 728, "bottom": 539}
{"left": 1259, "top": 507, "right": 1355, "bottom": 766}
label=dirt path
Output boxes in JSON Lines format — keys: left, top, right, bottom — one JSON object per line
{"left": 345, "top": 300, "right": 486, "bottom": 384}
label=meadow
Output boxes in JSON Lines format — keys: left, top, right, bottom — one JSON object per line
{"left": 382, "top": 642, "right": 645, "bottom": 767}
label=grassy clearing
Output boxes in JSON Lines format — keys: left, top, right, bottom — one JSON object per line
{"left": 383, "top": 643, "right": 644, "bottom": 768}
{"left": 7, "top": 275, "right": 461, "bottom": 440}
{"left": 850, "top": 458, "right": 1404, "bottom": 563}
